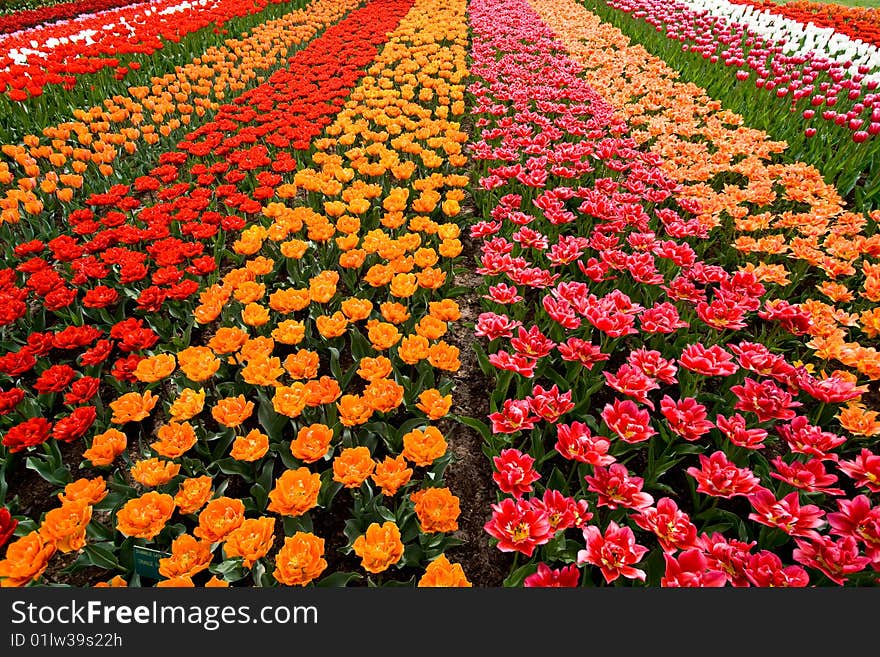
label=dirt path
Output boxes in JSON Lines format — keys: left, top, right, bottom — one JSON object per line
{"left": 442, "top": 226, "right": 513, "bottom": 586}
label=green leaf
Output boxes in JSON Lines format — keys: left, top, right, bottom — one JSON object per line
{"left": 252, "top": 561, "right": 266, "bottom": 586}
{"left": 329, "top": 347, "right": 343, "bottom": 381}
{"left": 402, "top": 541, "right": 424, "bottom": 567}
{"left": 542, "top": 366, "right": 570, "bottom": 391}
{"left": 546, "top": 467, "right": 567, "bottom": 492}
{"left": 316, "top": 571, "right": 361, "bottom": 587}
{"left": 0, "top": 456, "right": 10, "bottom": 504}
{"left": 83, "top": 543, "right": 122, "bottom": 571}
{"left": 45, "top": 439, "right": 65, "bottom": 470}
{"left": 14, "top": 518, "right": 38, "bottom": 536}
{"left": 257, "top": 460, "right": 275, "bottom": 493}
{"left": 318, "top": 476, "right": 343, "bottom": 508}
{"left": 278, "top": 443, "right": 300, "bottom": 469}
{"left": 86, "top": 521, "right": 116, "bottom": 542}
{"left": 363, "top": 421, "right": 403, "bottom": 453}
{"left": 452, "top": 415, "right": 492, "bottom": 442}
{"left": 503, "top": 562, "right": 538, "bottom": 587}
{"left": 413, "top": 364, "right": 436, "bottom": 396}
{"left": 444, "top": 286, "right": 471, "bottom": 298}
{"left": 380, "top": 575, "right": 417, "bottom": 587}
{"left": 25, "top": 456, "right": 70, "bottom": 487}
{"left": 349, "top": 328, "right": 371, "bottom": 360}
{"left": 471, "top": 340, "right": 495, "bottom": 377}
{"left": 250, "top": 484, "right": 268, "bottom": 513}
{"left": 209, "top": 558, "right": 248, "bottom": 583}
{"left": 342, "top": 518, "right": 366, "bottom": 548}
{"left": 257, "top": 400, "right": 288, "bottom": 442}
{"left": 214, "top": 458, "right": 254, "bottom": 480}
{"left": 283, "top": 515, "right": 313, "bottom": 535}
{"left": 210, "top": 429, "right": 236, "bottom": 461}
{"left": 544, "top": 537, "right": 580, "bottom": 563}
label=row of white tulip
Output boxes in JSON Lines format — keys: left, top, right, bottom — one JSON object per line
{"left": 681, "top": 0, "right": 880, "bottom": 82}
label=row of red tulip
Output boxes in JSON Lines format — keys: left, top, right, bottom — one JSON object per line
{"left": 0, "top": 0, "right": 288, "bottom": 101}
{"left": 729, "top": 0, "right": 880, "bottom": 49}
{"left": 0, "top": 0, "right": 144, "bottom": 36}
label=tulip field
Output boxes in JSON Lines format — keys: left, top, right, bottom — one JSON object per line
{"left": 0, "top": 0, "right": 878, "bottom": 589}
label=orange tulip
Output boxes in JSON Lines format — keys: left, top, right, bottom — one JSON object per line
{"left": 303, "top": 376, "right": 342, "bottom": 406}
{"left": 208, "top": 327, "right": 250, "bottom": 355}
{"left": 398, "top": 334, "right": 430, "bottom": 364}
{"left": 411, "top": 487, "right": 460, "bottom": 533}
{"left": 367, "top": 321, "right": 401, "bottom": 350}
{"left": 352, "top": 521, "right": 404, "bottom": 574}
{"left": 174, "top": 476, "right": 214, "bottom": 516}
{"left": 357, "top": 356, "right": 393, "bottom": 382}
{"left": 402, "top": 426, "right": 447, "bottom": 467}
{"left": 332, "top": 446, "right": 376, "bottom": 488}
{"left": 223, "top": 517, "right": 276, "bottom": 568}
{"left": 380, "top": 301, "right": 411, "bottom": 324}
{"left": 58, "top": 477, "right": 107, "bottom": 506}
{"left": 133, "top": 354, "right": 176, "bottom": 382}
{"left": 241, "top": 356, "right": 284, "bottom": 387}
{"left": 131, "top": 458, "right": 181, "bottom": 488}
{"left": 337, "top": 394, "right": 373, "bottom": 426}
{"left": 116, "top": 492, "right": 175, "bottom": 540}
{"left": 290, "top": 423, "right": 334, "bottom": 463}
{"left": 272, "top": 319, "right": 306, "bottom": 345}
{"left": 168, "top": 388, "right": 206, "bottom": 422}
{"left": 83, "top": 428, "right": 127, "bottom": 467}
{"left": 267, "top": 468, "right": 321, "bottom": 517}
{"left": 39, "top": 500, "right": 92, "bottom": 553}
{"left": 95, "top": 575, "right": 128, "bottom": 588}
{"left": 273, "top": 532, "right": 327, "bottom": 586}
{"left": 363, "top": 377, "right": 405, "bottom": 414}
{"left": 416, "top": 389, "right": 453, "bottom": 420}
{"left": 194, "top": 497, "right": 245, "bottom": 543}
{"left": 371, "top": 455, "right": 413, "bottom": 496}
{"left": 177, "top": 346, "right": 221, "bottom": 382}
{"left": 418, "top": 554, "right": 471, "bottom": 587}
{"left": 151, "top": 422, "right": 198, "bottom": 459}
{"left": 0, "top": 532, "right": 56, "bottom": 587}
{"left": 156, "top": 576, "right": 194, "bottom": 588}
{"left": 427, "top": 341, "right": 461, "bottom": 371}
{"left": 158, "top": 534, "right": 214, "bottom": 579}
{"left": 283, "top": 350, "right": 320, "bottom": 380}
{"left": 273, "top": 383, "right": 307, "bottom": 418}
{"left": 110, "top": 391, "right": 158, "bottom": 424}
{"left": 230, "top": 429, "right": 270, "bottom": 461}
{"left": 211, "top": 395, "right": 255, "bottom": 428}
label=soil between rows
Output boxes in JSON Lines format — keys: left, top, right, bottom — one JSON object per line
{"left": 442, "top": 227, "right": 513, "bottom": 586}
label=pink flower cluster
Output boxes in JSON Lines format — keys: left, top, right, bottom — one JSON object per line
{"left": 607, "top": 0, "right": 879, "bottom": 142}
{"left": 470, "top": 0, "right": 880, "bottom": 587}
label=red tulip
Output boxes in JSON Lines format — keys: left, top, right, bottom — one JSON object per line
{"left": 578, "top": 521, "right": 648, "bottom": 583}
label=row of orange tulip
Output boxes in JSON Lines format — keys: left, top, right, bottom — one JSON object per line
{"left": 0, "top": 0, "right": 362, "bottom": 227}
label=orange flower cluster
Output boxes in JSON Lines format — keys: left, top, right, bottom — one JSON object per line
{"left": 528, "top": 0, "right": 880, "bottom": 397}
{"left": 0, "top": 0, "right": 361, "bottom": 225}
{"left": 75, "top": 0, "right": 471, "bottom": 587}
{"left": 352, "top": 521, "right": 405, "bottom": 573}
{"left": 417, "top": 553, "right": 471, "bottom": 587}
{"left": 0, "top": 477, "right": 106, "bottom": 587}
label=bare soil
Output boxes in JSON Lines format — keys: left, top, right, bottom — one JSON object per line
{"left": 441, "top": 224, "right": 514, "bottom": 586}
